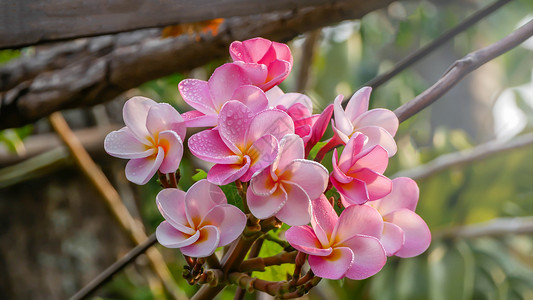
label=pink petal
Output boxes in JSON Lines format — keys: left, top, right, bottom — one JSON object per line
{"left": 262, "top": 59, "right": 290, "bottom": 91}
{"left": 207, "top": 156, "right": 251, "bottom": 186}
{"left": 331, "top": 176, "right": 369, "bottom": 205}
{"left": 241, "top": 134, "right": 279, "bottom": 182}
{"left": 218, "top": 101, "right": 253, "bottom": 154}
{"left": 233, "top": 61, "right": 269, "bottom": 86}
{"left": 331, "top": 149, "right": 353, "bottom": 184}
{"left": 265, "top": 86, "right": 285, "bottom": 103}
{"left": 381, "top": 222, "right": 405, "bottom": 256}
{"left": 180, "top": 225, "right": 221, "bottom": 257}
{"left": 185, "top": 179, "right": 227, "bottom": 228}
{"left": 156, "top": 188, "right": 195, "bottom": 235}
{"left": 270, "top": 93, "right": 313, "bottom": 112}
{"left": 308, "top": 247, "right": 353, "bottom": 280}
{"left": 306, "top": 104, "right": 334, "bottom": 153}
{"left": 178, "top": 79, "right": 216, "bottom": 115}
{"left": 341, "top": 235, "right": 387, "bottom": 280}
{"left": 231, "top": 85, "right": 269, "bottom": 113}
{"left": 241, "top": 38, "right": 272, "bottom": 62}
{"left": 181, "top": 110, "right": 218, "bottom": 128}
{"left": 273, "top": 134, "right": 304, "bottom": 172}
{"left": 247, "top": 184, "right": 286, "bottom": 219}
{"left": 275, "top": 183, "right": 311, "bottom": 226}
{"left": 271, "top": 42, "right": 293, "bottom": 65}
{"left": 201, "top": 204, "right": 246, "bottom": 246}
{"left": 349, "top": 169, "right": 392, "bottom": 201}
{"left": 229, "top": 41, "right": 252, "bottom": 62}
{"left": 104, "top": 127, "right": 155, "bottom": 159}
{"left": 384, "top": 209, "right": 431, "bottom": 258}
{"left": 123, "top": 96, "right": 156, "bottom": 142}
{"left": 125, "top": 148, "right": 164, "bottom": 185}
{"left": 249, "top": 168, "right": 278, "bottom": 196}
{"left": 246, "top": 108, "right": 294, "bottom": 143}
{"left": 257, "top": 43, "right": 277, "bottom": 65}
{"left": 354, "top": 108, "right": 398, "bottom": 137}
{"left": 351, "top": 145, "right": 389, "bottom": 174}
{"left": 188, "top": 129, "right": 241, "bottom": 164}
{"left": 373, "top": 177, "right": 419, "bottom": 215}
{"left": 146, "top": 103, "right": 185, "bottom": 139}
{"left": 157, "top": 130, "right": 184, "bottom": 174}
{"left": 333, "top": 95, "right": 353, "bottom": 135}
{"left": 283, "top": 159, "right": 328, "bottom": 200}
{"left": 156, "top": 221, "right": 199, "bottom": 248}
{"left": 311, "top": 195, "right": 338, "bottom": 248}
{"left": 338, "top": 133, "right": 366, "bottom": 172}
{"left": 357, "top": 125, "right": 397, "bottom": 157}
{"left": 344, "top": 86, "right": 371, "bottom": 122}
{"left": 285, "top": 225, "right": 332, "bottom": 256}
{"left": 332, "top": 204, "right": 383, "bottom": 245}
{"left": 208, "top": 63, "right": 250, "bottom": 110}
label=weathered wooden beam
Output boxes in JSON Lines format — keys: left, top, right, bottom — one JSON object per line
{"left": 0, "top": 0, "right": 348, "bottom": 49}
{"left": 0, "top": 0, "right": 395, "bottom": 129}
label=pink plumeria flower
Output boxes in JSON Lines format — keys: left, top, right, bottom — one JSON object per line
{"left": 332, "top": 87, "right": 399, "bottom": 156}
{"left": 104, "top": 97, "right": 186, "bottom": 185}
{"left": 229, "top": 37, "right": 293, "bottom": 91}
{"left": 267, "top": 90, "right": 334, "bottom": 155}
{"left": 179, "top": 63, "right": 269, "bottom": 127}
{"left": 367, "top": 177, "right": 431, "bottom": 257}
{"left": 331, "top": 133, "right": 392, "bottom": 205}
{"left": 155, "top": 180, "right": 246, "bottom": 257}
{"left": 247, "top": 134, "right": 329, "bottom": 225}
{"left": 286, "top": 195, "right": 386, "bottom": 280}
{"left": 188, "top": 100, "right": 294, "bottom": 185}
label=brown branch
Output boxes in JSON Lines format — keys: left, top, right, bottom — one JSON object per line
{"left": 433, "top": 217, "right": 533, "bottom": 240}
{"left": 362, "top": 0, "right": 513, "bottom": 89}
{"left": 392, "top": 132, "right": 533, "bottom": 180}
{"left": 238, "top": 251, "right": 297, "bottom": 273}
{"left": 48, "top": 112, "right": 184, "bottom": 300}
{"left": 0, "top": 0, "right": 396, "bottom": 129}
{"left": 394, "top": 19, "right": 533, "bottom": 123}
{"left": 1, "top": 0, "right": 354, "bottom": 49}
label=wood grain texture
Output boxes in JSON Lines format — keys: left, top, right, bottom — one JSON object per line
{"left": 0, "top": 0, "right": 345, "bottom": 49}
{"left": 0, "top": 0, "right": 395, "bottom": 129}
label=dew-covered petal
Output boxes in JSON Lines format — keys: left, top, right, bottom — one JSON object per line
{"left": 218, "top": 101, "right": 254, "bottom": 153}
{"left": 207, "top": 156, "right": 251, "bottom": 186}
{"left": 308, "top": 247, "right": 354, "bottom": 280}
{"left": 156, "top": 221, "right": 199, "bottom": 248}
{"left": 104, "top": 127, "right": 154, "bottom": 159}
{"left": 285, "top": 225, "right": 332, "bottom": 256}
{"left": 181, "top": 110, "right": 218, "bottom": 128}
{"left": 188, "top": 129, "right": 241, "bottom": 164}
{"left": 384, "top": 209, "right": 431, "bottom": 258}
{"left": 354, "top": 108, "right": 398, "bottom": 137}
{"left": 209, "top": 63, "right": 250, "bottom": 110}
{"left": 332, "top": 204, "right": 383, "bottom": 245}
{"left": 123, "top": 96, "right": 156, "bottom": 142}
{"left": 344, "top": 86, "right": 371, "bottom": 122}
{"left": 380, "top": 222, "right": 405, "bottom": 256}
{"left": 341, "top": 235, "right": 387, "bottom": 280}
{"left": 178, "top": 79, "right": 216, "bottom": 115}
{"left": 283, "top": 159, "right": 328, "bottom": 200}
{"left": 180, "top": 225, "right": 220, "bottom": 257}
{"left": 157, "top": 130, "right": 184, "bottom": 174}
{"left": 357, "top": 125, "right": 397, "bottom": 157}
{"left": 247, "top": 184, "right": 286, "bottom": 219}
{"left": 241, "top": 135, "right": 279, "bottom": 182}
{"left": 201, "top": 204, "right": 246, "bottom": 246}
{"left": 156, "top": 188, "right": 195, "bottom": 235}
{"left": 275, "top": 183, "right": 311, "bottom": 226}
{"left": 231, "top": 85, "right": 269, "bottom": 113}
{"left": 373, "top": 177, "right": 419, "bottom": 215}
{"left": 125, "top": 148, "right": 164, "bottom": 185}
{"left": 311, "top": 195, "right": 338, "bottom": 248}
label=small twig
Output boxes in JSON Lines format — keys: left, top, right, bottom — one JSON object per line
{"left": 394, "top": 19, "right": 533, "bottom": 123}
{"left": 239, "top": 251, "right": 298, "bottom": 273}
{"left": 433, "top": 217, "right": 533, "bottom": 240}
{"left": 289, "top": 252, "right": 307, "bottom": 286}
{"left": 362, "top": 0, "right": 513, "bottom": 90}
{"left": 263, "top": 233, "right": 294, "bottom": 252}
{"left": 392, "top": 132, "right": 533, "bottom": 180}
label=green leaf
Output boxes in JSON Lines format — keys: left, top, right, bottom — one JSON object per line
{"left": 251, "top": 239, "right": 294, "bottom": 282}
{"left": 307, "top": 141, "right": 327, "bottom": 160}
{"left": 191, "top": 169, "right": 207, "bottom": 181}
{"left": 220, "top": 182, "right": 244, "bottom": 211}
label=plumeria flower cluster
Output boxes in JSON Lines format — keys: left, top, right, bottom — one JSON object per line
{"left": 104, "top": 37, "right": 431, "bottom": 297}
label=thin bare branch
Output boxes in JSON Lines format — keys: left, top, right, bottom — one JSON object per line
{"left": 0, "top": 0, "right": 396, "bottom": 129}
{"left": 393, "top": 132, "right": 533, "bottom": 180}
{"left": 48, "top": 112, "right": 184, "bottom": 300}
{"left": 394, "top": 19, "right": 533, "bottom": 123}
{"left": 433, "top": 217, "right": 533, "bottom": 239}
{"left": 362, "top": 0, "right": 513, "bottom": 89}
{"left": 295, "top": 30, "right": 321, "bottom": 93}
